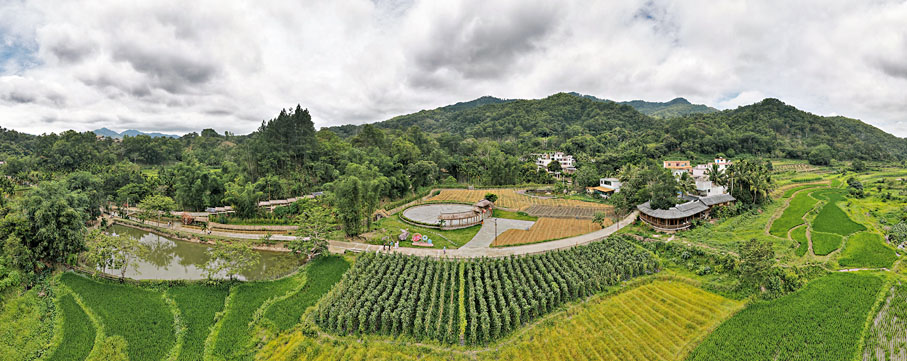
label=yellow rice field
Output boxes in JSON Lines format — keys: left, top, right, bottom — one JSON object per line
{"left": 427, "top": 189, "right": 613, "bottom": 211}
{"left": 495, "top": 280, "right": 743, "bottom": 361}
{"left": 491, "top": 217, "right": 607, "bottom": 247}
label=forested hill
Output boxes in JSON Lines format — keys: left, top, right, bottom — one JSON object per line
{"left": 330, "top": 93, "right": 907, "bottom": 161}
{"left": 567, "top": 92, "right": 719, "bottom": 118}
{"left": 337, "top": 93, "right": 659, "bottom": 140}
{"left": 663, "top": 98, "right": 907, "bottom": 161}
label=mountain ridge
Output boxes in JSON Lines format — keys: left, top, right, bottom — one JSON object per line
{"left": 92, "top": 128, "right": 179, "bottom": 139}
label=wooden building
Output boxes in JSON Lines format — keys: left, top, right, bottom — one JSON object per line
{"left": 637, "top": 194, "right": 735, "bottom": 232}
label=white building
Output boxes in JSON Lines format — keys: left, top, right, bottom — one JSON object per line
{"left": 669, "top": 158, "right": 732, "bottom": 197}
{"left": 535, "top": 152, "right": 577, "bottom": 175}
{"left": 600, "top": 177, "right": 621, "bottom": 192}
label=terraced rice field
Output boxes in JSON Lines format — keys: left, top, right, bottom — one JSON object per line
{"left": 495, "top": 280, "right": 742, "bottom": 361}
{"left": 47, "top": 294, "right": 95, "bottom": 361}
{"left": 688, "top": 273, "right": 884, "bottom": 360}
{"left": 811, "top": 231, "right": 843, "bottom": 256}
{"left": 791, "top": 225, "right": 808, "bottom": 257}
{"left": 427, "top": 189, "right": 613, "bottom": 212}
{"left": 491, "top": 217, "right": 605, "bottom": 246}
{"left": 523, "top": 204, "right": 612, "bottom": 219}
{"left": 769, "top": 190, "right": 820, "bottom": 238}
{"left": 839, "top": 232, "right": 899, "bottom": 269}
{"left": 862, "top": 282, "right": 907, "bottom": 361}
{"left": 812, "top": 189, "right": 866, "bottom": 236}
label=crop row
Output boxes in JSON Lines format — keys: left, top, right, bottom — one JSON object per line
{"left": 862, "top": 282, "right": 907, "bottom": 361}
{"left": 492, "top": 217, "right": 602, "bottom": 246}
{"left": 315, "top": 236, "right": 659, "bottom": 344}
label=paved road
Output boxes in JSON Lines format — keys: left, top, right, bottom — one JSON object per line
{"left": 112, "top": 211, "right": 638, "bottom": 259}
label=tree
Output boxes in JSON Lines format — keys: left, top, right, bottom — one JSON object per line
{"left": 846, "top": 177, "right": 864, "bottom": 198}
{"left": 808, "top": 145, "right": 833, "bottom": 166}
{"left": 334, "top": 176, "right": 365, "bottom": 236}
{"left": 137, "top": 194, "right": 177, "bottom": 224}
{"left": 203, "top": 241, "right": 260, "bottom": 280}
{"left": 484, "top": 193, "right": 498, "bottom": 203}
{"left": 223, "top": 182, "right": 262, "bottom": 219}
{"left": 888, "top": 222, "right": 907, "bottom": 246}
{"left": 592, "top": 212, "right": 609, "bottom": 228}
{"left": 0, "top": 176, "right": 13, "bottom": 208}
{"left": 5, "top": 181, "right": 88, "bottom": 267}
{"left": 739, "top": 238, "right": 775, "bottom": 288}
{"left": 407, "top": 160, "right": 438, "bottom": 190}
{"left": 547, "top": 161, "right": 562, "bottom": 174}
{"left": 289, "top": 200, "right": 334, "bottom": 261}
{"left": 727, "top": 158, "right": 773, "bottom": 205}
{"left": 707, "top": 163, "right": 727, "bottom": 186}
{"left": 678, "top": 172, "right": 696, "bottom": 195}
{"left": 850, "top": 159, "right": 866, "bottom": 172}
{"left": 83, "top": 230, "right": 145, "bottom": 279}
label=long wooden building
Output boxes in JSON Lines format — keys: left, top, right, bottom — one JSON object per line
{"left": 637, "top": 193, "right": 735, "bottom": 231}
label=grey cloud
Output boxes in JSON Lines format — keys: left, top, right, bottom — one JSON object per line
{"left": 112, "top": 43, "right": 219, "bottom": 94}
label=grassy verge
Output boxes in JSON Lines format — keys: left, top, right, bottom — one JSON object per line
{"left": 491, "top": 209, "right": 538, "bottom": 221}
{"left": 369, "top": 215, "right": 481, "bottom": 249}
{"left": 0, "top": 287, "right": 55, "bottom": 360}
{"left": 62, "top": 273, "right": 175, "bottom": 361}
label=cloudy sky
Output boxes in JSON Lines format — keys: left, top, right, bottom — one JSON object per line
{"left": 1, "top": 0, "right": 906, "bottom": 136}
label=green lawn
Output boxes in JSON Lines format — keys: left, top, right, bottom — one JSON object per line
{"left": 687, "top": 273, "right": 884, "bottom": 360}
{"left": 811, "top": 232, "right": 843, "bottom": 256}
{"left": 838, "top": 232, "right": 899, "bottom": 269}
{"left": 263, "top": 255, "right": 350, "bottom": 331}
{"left": 48, "top": 294, "right": 95, "bottom": 361}
{"left": 492, "top": 209, "right": 538, "bottom": 221}
{"left": 370, "top": 215, "right": 481, "bottom": 249}
{"left": 62, "top": 273, "right": 176, "bottom": 361}
{"left": 769, "top": 191, "right": 820, "bottom": 238}
{"left": 210, "top": 274, "right": 301, "bottom": 360}
{"left": 791, "top": 225, "right": 808, "bottom": 257}
{"left": 168, "top": 285, "right": 230, "bottom": 361}
{"left": 812, "top": 189, "right": 866, "bottom": 236}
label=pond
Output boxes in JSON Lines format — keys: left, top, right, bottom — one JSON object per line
{"left": 106, "top": 224, "right": 303, "bottom": 281}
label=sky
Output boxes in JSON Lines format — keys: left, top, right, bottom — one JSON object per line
{"left": 0, "top": 0, "right": 905, "bottom": 136}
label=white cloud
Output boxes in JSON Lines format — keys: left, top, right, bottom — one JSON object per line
{"left": 0, "top": 0, "right": 905, "bottom": 136}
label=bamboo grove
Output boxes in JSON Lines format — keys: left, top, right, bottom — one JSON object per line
{"left": 315, "top": 236, "right": 659, "bottom": 344}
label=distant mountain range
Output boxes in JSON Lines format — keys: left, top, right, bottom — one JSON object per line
{"left": 93, "top": 128, "right": 179, "bottom": 139}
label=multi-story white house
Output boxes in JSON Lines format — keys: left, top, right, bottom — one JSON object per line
{"left": 534, "top": 152, "right": 577, "bottom": 175}
{"left": 667, "top": 158, "right": 732, "bottom": 197}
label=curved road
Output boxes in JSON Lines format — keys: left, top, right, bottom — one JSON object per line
{"left": 112, "top": 211, "right": 638, "bottom": 259}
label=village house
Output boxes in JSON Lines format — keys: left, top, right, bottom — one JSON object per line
{"left": 663, "top": 160, "right": 692, "bottom": 177}
{"left": 586, "top": 177, "right": 621, "bottom": 198}
{"left": 637, "top": 193, "right": 736, "bottom": 231}
{"left": 534, "top": 152, "right": 577, "bottom": 175}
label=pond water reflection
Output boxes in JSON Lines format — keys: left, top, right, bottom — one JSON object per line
{"left": 107, "top": 225, "right": 302, "bottom": 281}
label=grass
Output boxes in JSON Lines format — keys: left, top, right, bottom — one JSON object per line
{"left": 769, "top": 190, "right": 819, "bottom": 238}
{"left": 0, "top": 287, "right": 55, "bottom": 360}
{"left": 862, "top": 281, "right": 907, "bottom": 361}
{"left": 812, "top": 189, "right": 866, "bottom": 236}
{"left": 687, "top": 272, "right": 884, "bottom": 360}
{"left": 811, "top": 231, "right": 843, "bottom": 256}
{"left": 62, "top": 273, "right": 176, "bottom": 361}
{"left": 167, "top": 285, "right": 230, "bottom": 361}
{"left": 494, "top": 280, "right": 742, "bottom": 361}
{"left": 791, "top": 225, "right": 808, "bottom": 257}
{"left": 491, "top": 209, "right": 538, "bottom": 221}
{"left": 210, "top": 274, "right": 301, "bottom": 360}
{"left": 47, "top": 294, "right": 95, "bottom": 361}
{"left": 838, "top": 232, "right": 899, "bottom": 269}
{"left": 369, "top": 214, "right": 480, "bottom": 249}
{"left": 263, "top": 256, "right": 350, "bottom": 331}
{"left": 679, "top": 201, "right": 785, "bottom": 253}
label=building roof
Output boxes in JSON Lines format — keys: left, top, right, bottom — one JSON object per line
{"left": 474, "top": 199, "right": 493, "bottom": 208}
{"left": 637, "top": 200, "right": 708, "bottom": 219}
{"left": 587, "top": 186, "right": 616, "bottom": 193}
{"left": 699, "top": 193, "right": 736, "bottom": 206}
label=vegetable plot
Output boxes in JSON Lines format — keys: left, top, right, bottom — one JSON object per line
{"left": 316, "top": 236, "right": 659, "bottom": 345}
